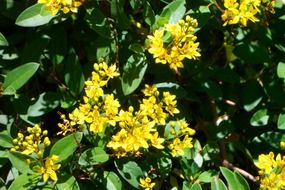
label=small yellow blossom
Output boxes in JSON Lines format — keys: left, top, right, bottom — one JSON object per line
{"left": 168, "top": 135, "right": 194, "bottom": 157}
{"left": 38, "top": 155, "right": 61, "bottom": 183}
{"left": 280, "top": 141, "right": 285, "bottom": 150}
{"left": 147, "top": 16, "right": 200, "bottom": 72}
{"left": 222, "top": 0, "right": 276, "bottom": 27}
{"left": 255, "top": 152, "right": 285, "bottom": 190}
{"left": 139, "top": 177, "right": 155, "bottom": 190}
{"left": 38, "top": 0, "right": 84, "bottom": 15}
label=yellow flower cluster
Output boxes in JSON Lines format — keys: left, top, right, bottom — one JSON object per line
{"left": 58, "top": 62, "right": 196, "bottom": 157}
{"left": 38, "top": 0, "right": 84, "bottom": 15}
{"left": 58, "top": 62, "right": 120, "bottom": 135}
{"left": 107, "top": 85, "right": 179, "bottom": 157}
{"left": 38, "top": 155, "right": 61, "bottom": 183}
{"left": 167, "top": 120, "right": 196, "bottom": 157}
{"left": 222, "top": 0, "right": 276, "bottom": 27}
{"left": 139, "top": 177, "right": 155, "bottom": 190}
{"left": 255, "top": 152, "right": 285, "bottom": 190}
{"left": 147, "top": 16, "right": 200, "bottom": 72}
{"left": 11, "top": 124, "right": 50, "bottom": 157}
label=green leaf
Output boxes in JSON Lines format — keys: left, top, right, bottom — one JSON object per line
{"left": 220, "top": 167, "right": 250, "bottom": 190}
{"left": 8, "top": 152, "right": 37, "bottom": 174}
{"left": 190, "top": 183, "right": 202, "bottom": 190}
{"left": 85, "top": 7, "right": 111, "bottom": 39}
{"left": 27, "top": 92, "right": 60, "bottom": 117}
{"left": 63, "top": 49, "right": 85, "bottom": 96}
{"left": 277, "top": 62, "right": 285, "bottom": 79}
{"left": 241, "top": 80, "right": 263, "bottom": 111}
{"left": 104, "top": 171, "right": 123, "bottom": 190}
{"left": 15, "top": 4, "right": 54, "bottom": 27}
{"left": 197, "top": 170, "right": 218, "bottom": 183}
{"left": 0, "top": 131, "right": 13, "bottom": 148}
{"left": 250, "top": 109, "right": 269, "bottom": 127}
{"left": 278, "top": 113, "right": 285, "bottom": 130}
{"left": 56, "top": 175, "right": 80, "bottom": 190}
{"left": 78, "top": 147, "right": 109, "bottom": 166}
{"left": 115, "top": 160, "right": 143, "bottom": 189}
{"left": 121, "top": 54, "right": 147, "bottom": 95}
{"left": 8, "top": 173, "right": 40, "bottom": 190}
{"left": 3, "top": 62, "right": 40, "bottom": 95}
{"left": 50, "top": 132, "right": 82, "bottom": 163}
{"left": 0, "top": 32, "right": 8, "bottom": 46}
{"left": 211, "top": 178, "right": 228, "bottom": 190}
{"left": 143, "top": 1, "right": 155, "bottom": 26}
{"left": 160, "top": 0, "right": 186, "bottom": 24}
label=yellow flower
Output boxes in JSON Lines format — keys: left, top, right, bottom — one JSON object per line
{"left": 38, "top": 155, "right": 61, "bottom": 183}
{"left": 38, "top": 0, "right": 84, "bottom": 15}
{"left": 139, "top": 177, "right": 155, "bottom": 190}
{"left": 255, "top": 152, "right": 285, "bottom": 190}
{"left": 147, "top": 16, "right": 200, "bottom": 72}
{"left": 168, "top": 135, "right": 194, "bottom": 157}
{"left": 222, "top": 0, "right": 275, "bottom": 27}
{"left": 150, "top": 132, "right": 165, "bottom": 149}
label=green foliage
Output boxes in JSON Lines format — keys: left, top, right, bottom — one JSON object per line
{"left": 1, "top": 0, "right": 285, "bottom": 189}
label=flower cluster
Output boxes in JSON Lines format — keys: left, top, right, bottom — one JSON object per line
{"left": 11, "top": 124, "right": 50, "bottom": 157}
{"left": 38, "top": 155, "right": 61, "bottom": 183}
{"left": 222, "top": 0, "right": 276, "bottom": 27}
{"left": 167, "top": 120, "right": 196, "bottom": 157}
{"left": 139, "top": 177, "right": 155, "bottom": 190}
{"left": 147, "top": 16, "right": 200, "bottom": 72}
{"left": 255, "top": 152, "right": 285, "bottom": 190}
{"left": 38, "top": 0, "right": 84, "bottom": 15}
{"left": 58, "top": 61, "right": 120, "bottom": 135}
{"left": 58, "top": 62, "right": 197, "bottom": 158}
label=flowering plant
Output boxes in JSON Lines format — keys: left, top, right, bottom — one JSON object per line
{"left": 0, "top": 0, "right": 284, "bottom": 189}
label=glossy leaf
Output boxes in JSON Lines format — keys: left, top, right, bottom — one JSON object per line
{"left": 160, "top": 0, "right": 186, "bottom": 24}
{"left": 8, "top": 174, "right": 40, "bottom": 190}
{"left": 220, "top": 167, "right": 250, "bottom": 190}
{"left": 15, "top": 4, "right": 54, "bottom": 27}
{"left": 0, "top": 32, "right": 8, "bottom": 46}
{"left": 278, "top": 113, "right": 285, "bottom": 130}
{"left": 190, "top": 183, "right": 202, "bottom": 190}
{"left": 56, "top": 175, "right": 80, "bottom": 190}
{"left": 277, "top": 62, "right": 285, "bottom": 79}
{"left": 0, "top": 131, "right": 13, "bottom": 148}
{"left": 8, "top": 152, "right": 37, "bottom": 174}
{"left": 3, "top": 62, "right": 39, "bottom": 95}
{"left": 78, "top": 147, "right": 109, "bottom": 166}
{"left": 211, "top": 178, "right": 228, "bottom": 190}
{"left": 27, "top": 92, "right": 60, "bottom": 117}
{"left": 50, "top": 132, "right": 83, "bottom": 163}
{"left": 104, "top": 171, "right": 123, "bottom": 190}
{"left": 115, "top": 160, "right": 143, "bottom": 189}
{"left": 121, "top": 54, "right": 147, "bottom": 95}
{"left": 250, "top": 109, "right": 269, "bottom": 127}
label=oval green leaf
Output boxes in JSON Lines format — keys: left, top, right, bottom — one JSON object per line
{"left": 3, "top": 62, "right": 40, "bottom": 95}
{"left": 211, "top": 178, "right": 228, "bottom": 190}
{"left": 8, "top": 151, "right": 38, "bottom": 174}
{"left": 50, "top": 132, "right": 83, "bottom": 163}
{"left": 220, "top": 167, "right": 249, "bottom": 190}
{"left": 104, "top": 171, "right": 123, "bottom": 190}
{"left": 0, "top": 32, "right": 8, "bottom": 46}
{"left": 115, "top": 160, "right": 143, "bottom": 189}
{"left": 277, "top": 62, "right": 285, "bottom": 79}
{"left": 121, "top": 54, "right": 147, "bottom": 95}
{"left": 15, "top": 4, "right": 54, "bottom": 27}
{"left": 250, "top": 109, "right": 269, "bottom": 127}
{"left": 27, "top": 92, "right": 60, "bottom": 117}
{"left": 278, "top": 113, "right": 285, "bottom": 130}
{"left": 78, "top": 147, "right": 109, "bottom": 166}
{"left": 8, "top": 174, "right": 40, "bottom": 190}
{"left": 190, "top": 183, "right": 202, "bottom": 190}
{"left": 56, "top": 175, "right": 80, "bottom": 190}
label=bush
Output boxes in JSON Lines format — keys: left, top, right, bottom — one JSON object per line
{"left": 0, "top": 0, "right": 285, "bottom": 189}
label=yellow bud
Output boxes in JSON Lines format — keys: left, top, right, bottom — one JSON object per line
{"left": 37, "top": 150, "right": 43, "bottom": 157}
{"left": 280, "top": 141, "right": 285, "bottom": 150}
{"left": 43, "top": 130, "right": 48, "bottom": 136}
{"left": 12, "top": 139, "right": 18, "bottom": 144}
{"left": 22, "top": 142, "right": 28, "bottom": 147}
{"left": 43, "top": 137, "right": 51, "bottom": 147}
{"left": 17, "top": 133, "right": 24, "bottom": 139}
